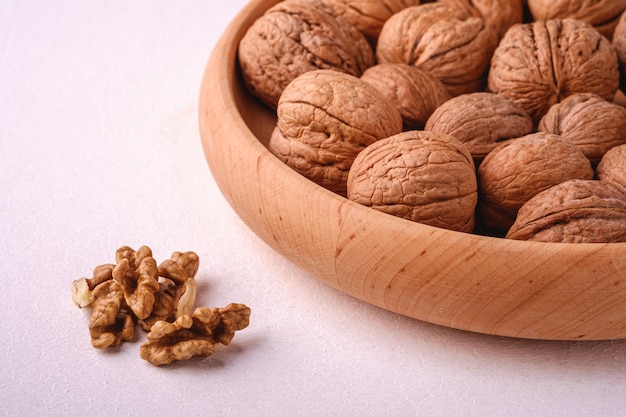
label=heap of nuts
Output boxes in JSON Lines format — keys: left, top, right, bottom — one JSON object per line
{"left": 71, "top": 246, "right": 250, "bottom": 366}
{"left": 237, "top": 0, "right": 626, "bottom": 243}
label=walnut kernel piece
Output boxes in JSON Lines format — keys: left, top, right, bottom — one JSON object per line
{"left": 538, "top": 93, "right": 626, "bottom": 166}
{"left": 268, "top": 69, "right": 402, "bottom": 195}
{"left": 347, "top": 130, "right": 478, "bottom": 233}
{"left": 139, "top": 303, "right": 251, "bottom": 366}
{"left": 361, "top": 63, "right": 450, "bottom": 130}
{"left": 112, "top": 246, "right": 160, "bottom": 320}
{"left": 88, "top": 280, "right": 135, "bottom": 349}
{"left": 376, "top": 3, "right": 498, "bottom": 96}
{"left": 597, "top": 144, "right": 626, "bottom": 190}
{"left": 506, "top": 179, "right": 626, "bottom": 243}
{"left": 527, "top": 0, "right": 626, "bottom": 41}
{"left": 488, "top": 19, "right": 620, "bottom": 124}
{"left": 424, "top": 92, "right": 533, "bottom": 162}
{"left": 71, "top": 263, "right": 114, "bottom": 308}
{"left": 237, "top": 0, "right": 375, "bottom": 108}
{"left": 477, "top": 132, "right": 594, "bottom": 231}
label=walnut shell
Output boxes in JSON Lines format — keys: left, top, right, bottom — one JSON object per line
{"left": 538, "top": 93, "right": 626, "bottom": 166}
{"left": 506, "top": 179, "right": 626, "bottom": 243}
{"left": 376, "top": 3, "right": 498, "bottom": 96}
{"left": 268, "top": 70, "right": 403, "bottom": 195}
{"left": 237, "top": 0, "right": 375, "bottom": 108}
{"left": 527, "top": 0, "right": 626, "bottom": 41}
{"left": 488, "top": 19, "right": 620, "bottom": 124}
{"left": 597, "top": 144, "right": 626, "bottom": 190}
{"left": 319, "top": 0, "right": 421, "bottom": 46}
{"left": 347, "top": 130, "right": 477, "bottom": 233}
{"left": 424, "top": 92, "right": 533, "bottom": 161}
{"left": 615, "top": 11, "right": 626, "bottom": 91}
{"left": 437, "top": 0, "right": 524, "bottom": 39}
{"left": 478, "top": 132, "right": 595, "bottom": 231}
{"left": 361, "top": 63, "right": 451, "bottom": 130}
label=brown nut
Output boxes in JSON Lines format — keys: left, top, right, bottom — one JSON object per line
{"left": 437, "top": 0, "right": 524, "bottom": 39}
{"left": 477, "top": 132, "right": 594, "bottom": 231}
{"left": 424, "top": 92, "right": 533, "bottom": 162}
{"left": 268, "top": 69, "right": 403, "bottom": 195}
{"left": 506, "top": 179, "right": 626, "bottom": 243}
{"left": 112, "top": 246, "right": 160, "bottom": 320}
{"left": 347, "top": 130, "right": 478, "bottom": 233}
{"left": 527, "top": 0, "right": 626, "bottom": 41}
{"left": 538, "top": 93, "right": 626, "bottom": 166}
{"left": 597, "top": 144, "right": 626, "bottom": 190}
{"left": 376, "top": 3, "right": 498, "bottom": 96}
{"left": 615, "top": 11, "right": 626, "bottom": 91}
{"left": 139, "top": 303, "right": 251, "bottom": 366}
{"left": 71, "top": 263, "right": 114, "bottom": 308}
{"left": 361, "top": 63, "right": 451, "bottom": 130}
{"left": 488, "top": 19, "right": 620, "bottom": 124}
{"left": 319, "top": 0, "right": 421, "bottom": 46}
{"left": 88, "top": 280, "right": 135, "bottom": 349}
{"left": 237, "top": 0, "right": 375, "bottom": 108}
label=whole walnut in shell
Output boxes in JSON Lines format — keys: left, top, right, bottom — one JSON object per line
{"left": 361, "top": 63, "right": 451, "bottom": 129}
{"left": 237, "top": 0, "right": 375, "bottom": 108}
{"left": 319, "top": 0, "right": 421, "bottom": 46}
{"left": 437, "top": 0, "right": 524, "bottom": 39}
{"left": 424, "top": 92, "right": 533, "bottom": 162}
{"left": 347, "top": 130, "right": 478, "bottom": 233}
{"left": 268, "top": 69, "right": 403, "bottom": 195}
{"left": 538, "top": 93, "right": 626, "bottom": 166}
{"left": 597, "top": 144, "right": 626, "bottom": 190}
{"left": 478, "top": 132, "right": 594, "bottom": 231}
{"left": 527, "top": 0, "right": 626, "bottom": 41}
{"left": 488, "top": 19, "right": 620, "bottom": 124}
{"left": 506, "top": 179, "right": 626, "bottom": 243}
{"left": 615, "top": 11, "right": 626, "bottom": 91}
{"left": 376, "top": 3, "right": 498, "bottom": 96}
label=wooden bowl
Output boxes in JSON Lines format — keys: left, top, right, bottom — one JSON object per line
{"left": 199, "top": 0, "right": 626, "bottom": 341}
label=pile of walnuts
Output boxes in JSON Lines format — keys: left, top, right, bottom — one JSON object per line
{"left": 237, "top": 0, "right": 626, "bottom": 243}
{"left": 71, "top": 246, "right": 250, "bottom": 366}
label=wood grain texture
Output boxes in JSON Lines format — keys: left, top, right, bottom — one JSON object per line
{"left": 199, "top": 0, "right": 626, "bottom": 340}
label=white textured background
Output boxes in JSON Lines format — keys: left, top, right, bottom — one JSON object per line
{"left": 2, "top": 1, "right": 626, "bottom": 416}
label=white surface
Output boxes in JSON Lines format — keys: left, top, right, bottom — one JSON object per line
{"left": 2, "top": 1, "right": 626, "bottom": 416}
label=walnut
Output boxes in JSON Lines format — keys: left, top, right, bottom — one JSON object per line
{"left": 139, "top": 303, "right": 251, "bottom": 366}
{"left": 437, "top": 0, "right": 524, "bottom": 39}
{"left": 237, "top": 0, "right": 375, "bottom": 109}
{"left": 138, "top": 251, "right": 199, "bottom": 331}
{"left": 88, "top": 280, "right": 135, "bottom": 349}
{"left": 506, "top": 179, "right": 626, "bottom": 243}
{"left": 268, "top": 69, "right": 403, "bottom": 195}
{"left": 71, "top": 263, "right": 114, "bottom": 308}
{"left": 424, "top": 92, "right": 533, "bottom": 162}
{"left": 527, "top": 0, "right": 626, "bottom": 41}
{"left": 477, "top": 132, "right": 594, "bottom": 231}
{"left": 376, "top": 3, "right": 498, "bottom": 96}
{"left": 597, "top": 144, "right": 626, "bottom": 190}
{"left": 347, "top": 130, "right": 478, "bottom": 233}
{"left": 319, "top": 0, "right": 421, "bottom": 46}
{"left": 615, "top": 11, "right": 626, "bottom": 91}
{"left": 112, "top": 246, "right": 160, "bottom": 320}
{"left": 361, "top": 63, "right": 450, "bottom": 130}
{"left": 538, "top": 93, "right": 626, "bottom": 166}
{"left": 488, "top": 19, "right": 621, "bottom": 125}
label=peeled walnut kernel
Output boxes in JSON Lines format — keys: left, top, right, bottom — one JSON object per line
{"left": 88, "top": 280, "right": 135, "bottom": 349}
{"left": 488, "top": 19, "right": 620, "bottom": 124}
{"left": 506, "top": 179, "right": 626, "bottom": 243}
{"left": 361, "top": 63, "right": 450, "bottom": 130}
{"left": 237, "top": 0, "right": 375, "bottom": 108}
{"left": 347, "top": 130, "right": 478, "bottom": 233}
{"left": 597, "top": 144, "right": 626, "bottom": 190}
{"left": 477, "top": 132, "right": 594, "bottom": 231}
{"left": 538, "top": 93, "right": 626, "bottom": 166}
{"left": 112, "top": 246, "right": 160, "bottom": 320}
{"left": 424, "top": 92, "right": 533, "bottom": 162}
{"left": 71, "top": 263, "right": 114, "bottom": 308}
{"left": 376, "top": 3, "right": 498, "bottom": 96}
{"left": 139, "top": 303, "right": 251, "bottom": 366}
{"left": 268, "top": 69, "right": 402, "bottom": 195}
